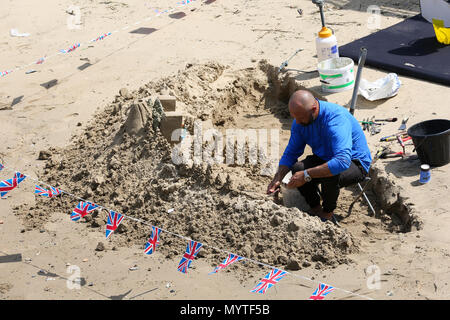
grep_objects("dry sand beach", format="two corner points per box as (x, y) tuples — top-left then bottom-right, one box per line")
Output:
(0, 0), (449, 302)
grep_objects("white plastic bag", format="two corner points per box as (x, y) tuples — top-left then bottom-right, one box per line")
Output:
(358, 73), (401, 101)
(10, 29), (30, 37)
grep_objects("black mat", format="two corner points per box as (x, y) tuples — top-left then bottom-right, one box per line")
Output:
(339, 14), (450, 86)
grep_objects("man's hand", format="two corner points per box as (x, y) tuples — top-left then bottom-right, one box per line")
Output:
(267, 178), (281, 195)
(287, 171), (306, 188)
(267, 165), (290, 197)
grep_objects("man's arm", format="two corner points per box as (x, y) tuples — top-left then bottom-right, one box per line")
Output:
(268, 121), (305, 194)
(286, 162), (332, 188)
(287, 116), (352, 188)
(325, 116), (353, 175)
(305, 162), (333, 178)
(278, 121), (306, 169)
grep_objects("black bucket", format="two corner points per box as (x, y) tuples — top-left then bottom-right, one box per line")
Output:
(407, 119), (450, 167)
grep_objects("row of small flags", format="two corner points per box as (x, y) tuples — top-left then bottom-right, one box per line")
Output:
(59, 43), (81, 54)
(0, 167), (335, 299)
(1, 70), (12, 77)
(1, 0), (197, 78)
(59, 32), (112, 55)
(91, 32), (112, 42)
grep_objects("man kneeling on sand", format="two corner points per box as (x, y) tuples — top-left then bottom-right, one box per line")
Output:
(267, 90), (372, 223)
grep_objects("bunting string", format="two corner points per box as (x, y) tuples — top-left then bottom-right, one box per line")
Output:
(0, 162), (374, 300)
(0, 0), (198, 78)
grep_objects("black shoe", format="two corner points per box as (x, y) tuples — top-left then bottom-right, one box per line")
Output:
(320, 214), (340, 226)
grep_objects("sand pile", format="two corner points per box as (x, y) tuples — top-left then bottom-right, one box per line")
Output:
(138, 60), (320, 127)
(13, 61), (361, 271)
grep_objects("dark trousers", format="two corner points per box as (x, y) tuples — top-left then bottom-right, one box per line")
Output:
(291, 155), (368, 213)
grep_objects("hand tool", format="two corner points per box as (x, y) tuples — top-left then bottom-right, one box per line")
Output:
(379, 131), (408, 142)
(359, 120), (385, 126)
(381, 135), (409, 142)
(397, 135), (406, 154)
(379, 151), (405, 159)
(374, 117), (397, 122)
(370, 116), (380, 135)
(402, 136), (412, 142)
(382, 136), (398, 142)
(278, 48), (304, 72)
(374, 146), (388, 159)
(371, 126), (381, 135)
(267, 188), (280, 197)
(398, 117), (409, 130)
(370, 122), (381, 135)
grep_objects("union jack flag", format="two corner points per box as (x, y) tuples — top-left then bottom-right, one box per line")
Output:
(48, 186), (62, 198)
(144, 226), (161, 255)
(15, 172), (26, 184)
(0, 172), (26, 198)
(209, 253), (244, 274)
(0, 163), (4, 171)
(0, 179), (15, 198)
(106, 210), (124, 239)
(71, 201), (99, 222)
(35, 185), (50, 197)
(177, 240), (202, 273)
(36, 57), (45, 64)
(250, 268), (287, 294)
(309, 283), (335, 300)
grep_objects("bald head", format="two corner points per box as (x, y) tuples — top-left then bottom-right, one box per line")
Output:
(288, 90), (319, 126)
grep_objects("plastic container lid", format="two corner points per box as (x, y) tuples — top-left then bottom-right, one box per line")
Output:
(318, 26), (333, 38)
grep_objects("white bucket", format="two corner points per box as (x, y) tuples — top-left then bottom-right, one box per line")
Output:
(317, 57), (355, 93)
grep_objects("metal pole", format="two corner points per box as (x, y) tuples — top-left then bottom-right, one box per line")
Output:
(358, 182), (376, 216)
(319, 4), (325, 27)
(349, 47), (367, 116)
(312, 0), (326, 27)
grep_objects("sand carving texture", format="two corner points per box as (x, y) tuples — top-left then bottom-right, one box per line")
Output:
(15, 62), (361, 271)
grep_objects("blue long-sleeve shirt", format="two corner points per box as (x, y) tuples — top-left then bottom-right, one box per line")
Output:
(279, 100), (372, 175)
